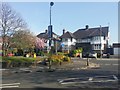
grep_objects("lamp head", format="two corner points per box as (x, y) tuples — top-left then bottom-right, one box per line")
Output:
(50, 2), (54, 6)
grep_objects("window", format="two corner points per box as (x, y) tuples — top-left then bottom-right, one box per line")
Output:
(94, 44), (100, 50)
(71, 38), (72, 42)
(104, 36), (106, 40)
(63, 38), (68, 42)
(94, 44), (96, 50)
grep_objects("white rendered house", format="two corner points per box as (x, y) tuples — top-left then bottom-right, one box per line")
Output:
(60, 25), (109, 54)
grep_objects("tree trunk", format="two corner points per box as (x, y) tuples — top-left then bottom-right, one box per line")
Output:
(87, 58), (89, 66)
(48, 60), (52, 69)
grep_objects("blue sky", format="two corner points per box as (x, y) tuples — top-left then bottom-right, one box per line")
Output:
(8, 2), (118, 45)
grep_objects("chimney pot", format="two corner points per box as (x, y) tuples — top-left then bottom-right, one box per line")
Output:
(85, 25), (89, 29)
(63, 29), (65, 34)
(45, 30), (48, 34)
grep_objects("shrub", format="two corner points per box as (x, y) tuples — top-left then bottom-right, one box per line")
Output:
(37, 51), (44, 56)
(48, 54), (70, 63)
(68, 48), (83, 57)
(63, 56), (71, 62)
(2, 56), (36, 63)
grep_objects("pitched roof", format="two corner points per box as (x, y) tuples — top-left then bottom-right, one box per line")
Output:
(37, 32), (60, 40)
(73, 26), (109, 39)
(60, 31), (76, 38)
(37, 33), (48, 39)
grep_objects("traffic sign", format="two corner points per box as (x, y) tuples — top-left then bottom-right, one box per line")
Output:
(61, 43), (65, 47)
(48, 25), (52, 38)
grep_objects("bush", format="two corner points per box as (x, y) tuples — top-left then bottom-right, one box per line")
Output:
(57, 52), (64, 55)
(68, 48), (83, 57)
(63, 56), (71, 62)
(37, 51), (44, 56)
(2, 56), (36, 63)
(48, 54), (71, 63)
(2, 56), (41, 68)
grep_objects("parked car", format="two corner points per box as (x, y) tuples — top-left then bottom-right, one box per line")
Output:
(89, 52), (97, 58)
(82, 52), (88, 58)
(82, 52), (97, 58)
(102, 53), (110, 58)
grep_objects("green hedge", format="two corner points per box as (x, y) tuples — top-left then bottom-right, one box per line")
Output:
(2, 56), (36, 63)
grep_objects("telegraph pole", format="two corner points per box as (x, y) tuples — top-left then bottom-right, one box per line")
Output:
(100, 25), (102, 58)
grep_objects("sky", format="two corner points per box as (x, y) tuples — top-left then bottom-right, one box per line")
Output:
(8, 2), (118, 45)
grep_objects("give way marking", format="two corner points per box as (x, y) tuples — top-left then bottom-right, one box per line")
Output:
(0, 83), (20, 88)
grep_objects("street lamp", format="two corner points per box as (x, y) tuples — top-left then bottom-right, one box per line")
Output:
(50, 2), (54, 25)
(48, 2), (54, 53)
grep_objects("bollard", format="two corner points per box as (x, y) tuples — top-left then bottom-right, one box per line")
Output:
(87, 58), (89, 66)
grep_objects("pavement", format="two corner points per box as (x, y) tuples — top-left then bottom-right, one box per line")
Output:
(71, 57), (119, 60)
(96, 58), (119, 60)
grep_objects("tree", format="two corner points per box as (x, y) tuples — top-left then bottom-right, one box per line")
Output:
(10, 29), (36, 50)
(0, 3), (27, 56)
(35, 37), (45, 49)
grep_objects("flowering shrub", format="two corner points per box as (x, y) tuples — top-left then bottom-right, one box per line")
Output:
(69, 48), (83, 57)
(49, 54), (70, 63)
(63, 56), (71, 62)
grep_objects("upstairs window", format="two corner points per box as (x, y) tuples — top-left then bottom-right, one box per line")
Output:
(104, 36), (106, 40)
(64, 38), (68, 42)
(71, 38), (72, 42)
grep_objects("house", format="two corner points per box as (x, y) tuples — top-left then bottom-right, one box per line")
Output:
(37, 30), (60, 53)
(0, 37), (2, 49)
(0, 37), (2, 56)
(60, 25), (109, 54)
(60, 29), (76, 53)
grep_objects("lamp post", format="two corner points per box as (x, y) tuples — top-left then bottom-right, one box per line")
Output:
(48, 2), (54, 69)
(48, 2), (54, 53)
(50, 2), (54, 25)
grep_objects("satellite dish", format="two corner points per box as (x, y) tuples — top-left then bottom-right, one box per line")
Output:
(50, 2), (54, 6)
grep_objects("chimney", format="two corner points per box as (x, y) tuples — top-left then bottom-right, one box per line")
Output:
(45, 30), (48, 34)
(85, 25), (89, 29)
(63, 29), (65, 34)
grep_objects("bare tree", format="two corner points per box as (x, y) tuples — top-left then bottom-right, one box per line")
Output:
(0, 3), (27, 56)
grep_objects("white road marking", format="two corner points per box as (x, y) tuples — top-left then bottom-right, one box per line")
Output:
(105, 64), (110, 65)
(113, 64), (118, 66)
(59, 75), (118, 85)
(99, 64), (118, 66)
(1, 83), (20, 86)
(0, 85), (19, 88)
(0, 83), (20, 88)
(0, 69), (9, 71)
(113, 75), (118, 80)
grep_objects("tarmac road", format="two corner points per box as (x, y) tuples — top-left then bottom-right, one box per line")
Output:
(1, 58), (119, 89)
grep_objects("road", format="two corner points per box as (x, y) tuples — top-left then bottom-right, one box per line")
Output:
(1, 58), (119, 89)
(88, 58), (119, 71)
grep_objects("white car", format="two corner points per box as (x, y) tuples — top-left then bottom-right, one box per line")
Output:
(89, 52), (97, 58)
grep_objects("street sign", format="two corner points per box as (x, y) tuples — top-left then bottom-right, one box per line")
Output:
(48, 25), (52, 38)
(61, 43), (65, 47)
